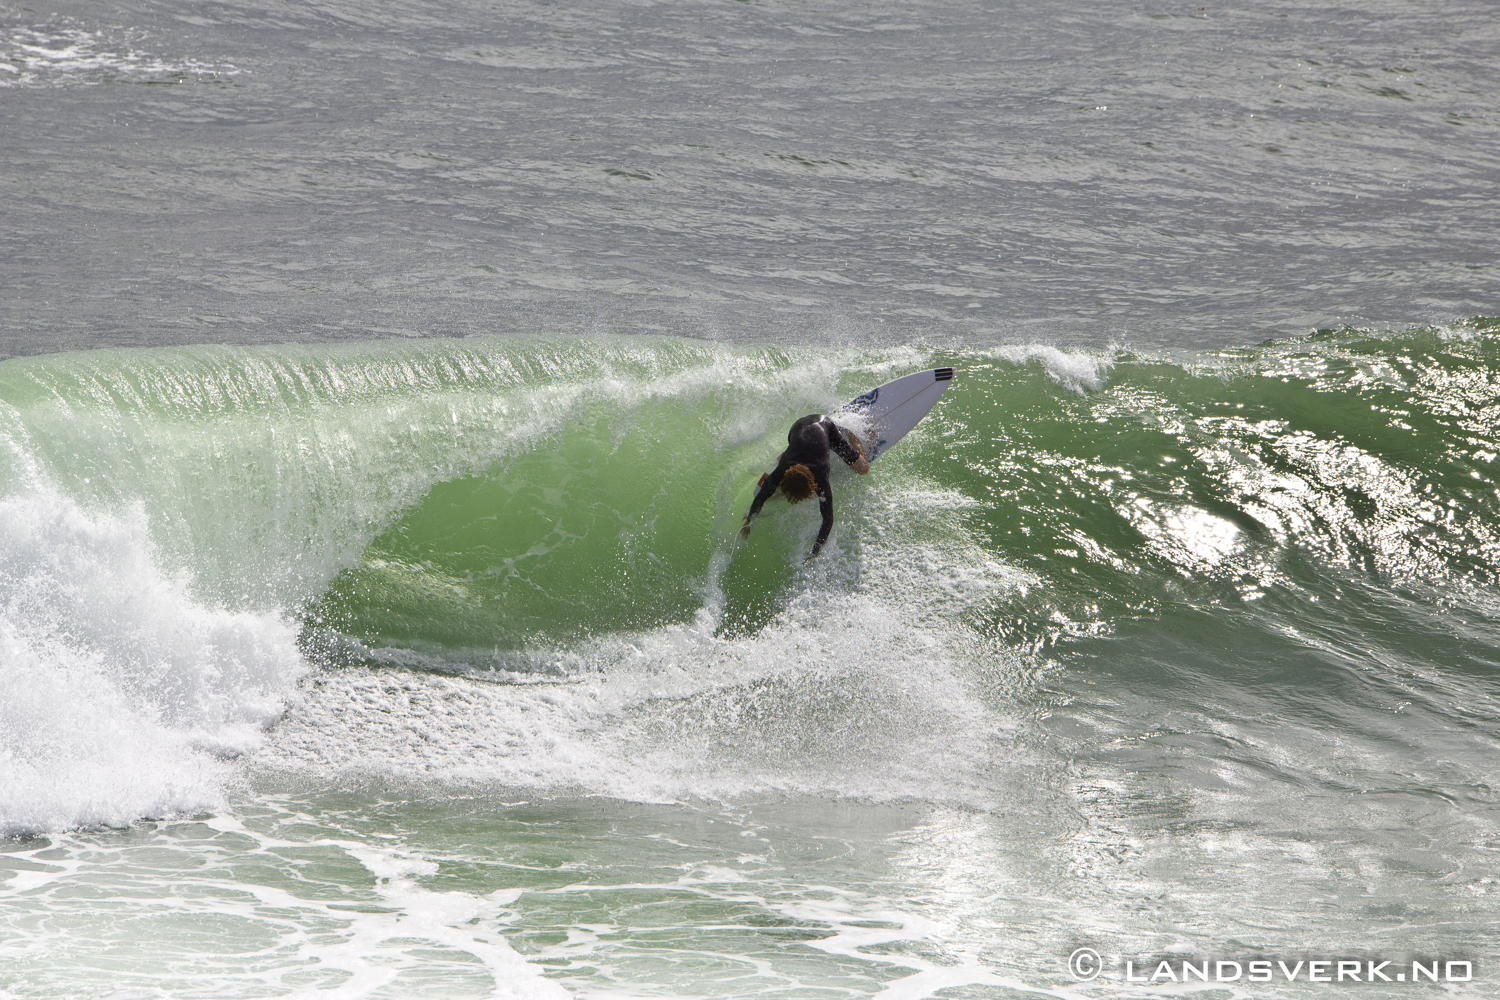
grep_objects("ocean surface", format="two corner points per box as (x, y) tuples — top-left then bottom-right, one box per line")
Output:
(2, 2), (1499, 999)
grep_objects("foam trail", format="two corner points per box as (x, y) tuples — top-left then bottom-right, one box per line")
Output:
(259, 484), (1034, 811)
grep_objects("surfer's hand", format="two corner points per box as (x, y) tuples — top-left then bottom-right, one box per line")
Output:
(849, 437), (870, 475)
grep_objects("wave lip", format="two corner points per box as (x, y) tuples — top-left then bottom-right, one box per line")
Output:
(989, 344), (1113, 393)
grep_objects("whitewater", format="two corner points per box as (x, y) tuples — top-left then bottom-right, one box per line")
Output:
(4, 1), (1500, 998)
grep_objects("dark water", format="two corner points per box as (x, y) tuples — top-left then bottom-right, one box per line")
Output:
(4, 0), (1499, 358)
(2, 2), (1499, 998)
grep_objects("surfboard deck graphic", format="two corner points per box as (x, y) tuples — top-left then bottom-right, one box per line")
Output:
(835, 367), (954, 461)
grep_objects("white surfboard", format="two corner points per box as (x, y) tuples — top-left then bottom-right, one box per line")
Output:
(834, 367), (954, 461)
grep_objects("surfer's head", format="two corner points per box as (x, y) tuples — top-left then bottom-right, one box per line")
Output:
(780, 464), (817, 503)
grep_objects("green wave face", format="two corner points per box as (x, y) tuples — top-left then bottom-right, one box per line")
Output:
(5, 322), (1500, 680)
(291, 320), (1500, 685)
(303, 390), (801, 654)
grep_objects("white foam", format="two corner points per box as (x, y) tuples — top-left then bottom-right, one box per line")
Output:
(0, 24), (240, 88)
(990, 345), (1113, 393)
(0, 488), (305, 834)
(0, 813), (569, 1000)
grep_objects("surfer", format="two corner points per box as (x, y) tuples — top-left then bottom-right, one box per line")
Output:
(740, 414), (869, 558)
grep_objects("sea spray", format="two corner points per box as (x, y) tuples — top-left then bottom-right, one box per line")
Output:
(0, 488), (303, 834)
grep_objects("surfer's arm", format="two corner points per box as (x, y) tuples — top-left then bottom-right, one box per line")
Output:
(810, 474), (834, 557)
(742, 461), (786, 535)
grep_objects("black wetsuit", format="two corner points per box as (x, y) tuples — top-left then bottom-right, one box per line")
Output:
(745, 414), (862, 556)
